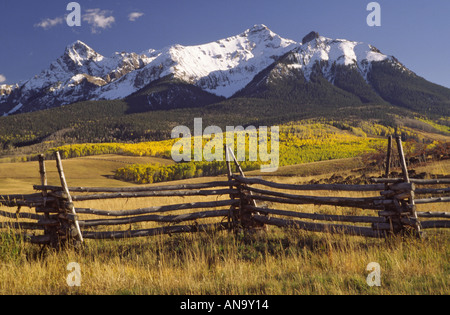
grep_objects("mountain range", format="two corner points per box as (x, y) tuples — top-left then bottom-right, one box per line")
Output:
(1, 24), (449, 118)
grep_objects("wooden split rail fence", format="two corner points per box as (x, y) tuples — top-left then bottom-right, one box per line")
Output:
(0, 137), (449, 248)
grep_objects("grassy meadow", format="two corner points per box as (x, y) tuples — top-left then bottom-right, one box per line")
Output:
(0, 153), (449, 295)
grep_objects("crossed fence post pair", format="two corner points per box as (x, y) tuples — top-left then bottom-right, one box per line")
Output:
(38, 152), (83, 247)
(224, 145), (265, 232)
(383, 135), (422, 237)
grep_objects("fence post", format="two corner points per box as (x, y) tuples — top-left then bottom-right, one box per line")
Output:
(38, 154), (48, 211)
(38, 154), (54, 246)
(226, 146), (265, 231)
(55, 152), (84, 246)
(396, 136), (410, 183)
(395, 136), (422, 237)
(378, 136), (399, 235)
(384, 135), (392, 179)
(225, 145), (238, 231)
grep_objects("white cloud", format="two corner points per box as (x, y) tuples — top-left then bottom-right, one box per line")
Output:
(34, 17), (64, 30)
(0, 74), (6, 83)
(82, 9), (115, 33)
(128, 12), (144, 22)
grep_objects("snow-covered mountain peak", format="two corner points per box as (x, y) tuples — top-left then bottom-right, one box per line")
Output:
(240, 24), (297, 47)
(64, 40), (103, 66)
(243, 24), (271, 35)
(280, 34), (391, 82)
(298, 34), (389, 64)
(66, 40), (94, 51)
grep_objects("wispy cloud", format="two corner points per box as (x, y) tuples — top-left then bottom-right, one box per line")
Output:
(83, 9), (115, 33)
(128, 12), (144, 22)
(34, 8), (116, 34)
(0, 75), (6, 83)
(34, 17), (64, 30)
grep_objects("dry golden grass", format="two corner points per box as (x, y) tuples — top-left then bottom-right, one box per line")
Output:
(1, 227), (448, 295)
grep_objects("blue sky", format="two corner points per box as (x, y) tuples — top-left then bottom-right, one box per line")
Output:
(0, 0), (449, 88)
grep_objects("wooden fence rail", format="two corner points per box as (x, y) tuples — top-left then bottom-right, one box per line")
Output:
(0, 136), (449, 248)
(33, 180), (236, 193)
(251, 215), (385, 238)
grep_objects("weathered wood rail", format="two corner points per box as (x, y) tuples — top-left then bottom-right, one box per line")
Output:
(0, 136), (449, 248)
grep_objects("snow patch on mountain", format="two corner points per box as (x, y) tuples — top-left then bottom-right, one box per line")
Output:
(0, 84), (18, 97)
(286, 36), (390, 82)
